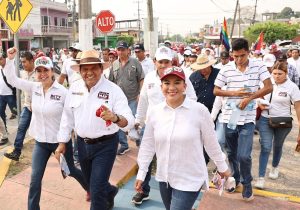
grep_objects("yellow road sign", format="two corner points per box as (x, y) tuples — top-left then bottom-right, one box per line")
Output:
(0, 0), (33, 33)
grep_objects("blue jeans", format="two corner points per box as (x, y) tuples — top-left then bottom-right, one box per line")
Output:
(224, 122), (255, 186)
(216, 118), (226, 151)
(0, 95), (17, 130)
(28, 140), (88, 210)
(159, 182), (200, 210)
(257, 116), (292, 177)
(118, 99), (137, 149)
(77, 134), (118, 210)
(14, 107), (32, 153)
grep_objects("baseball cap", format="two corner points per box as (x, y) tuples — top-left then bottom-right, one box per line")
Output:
(160, 66), (185, 81)
(220, 51), (229, 58)
(34, 56), (53, 70)
(155, 46), (172, 61)
(263, 53), (276, 67)
(116, 41), (129, 49)
(108, 50), (118, 57)
(254, 50), (261, 54)
(277, 54), (287, 61)
(164, 40), (171, 45)
(134, 43), (145, 51)
(183, 50), (192, 56)
(69, 42), (82, 51)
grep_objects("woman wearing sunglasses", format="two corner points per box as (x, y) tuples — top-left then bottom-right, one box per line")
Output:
(135, 66), (230, 210)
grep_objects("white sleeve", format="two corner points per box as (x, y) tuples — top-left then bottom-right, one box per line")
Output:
(136, 113), (156, 181)
(200, 106), (228, 173)
(211, 96), (222, 121)
(61, 59), (68, 75)
(135, 80), (148, 126)
(112, 86), (135, 131)
(57, 90), (74, 143)
(185, 78), (197, 101)
(3, 59), (34, 93)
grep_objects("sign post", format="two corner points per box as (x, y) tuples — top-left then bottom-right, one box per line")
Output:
(0, 0), (33, 119)
(96, 10), (116, 48)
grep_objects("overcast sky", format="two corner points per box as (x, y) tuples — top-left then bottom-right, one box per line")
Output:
(61, 0), (300, 36)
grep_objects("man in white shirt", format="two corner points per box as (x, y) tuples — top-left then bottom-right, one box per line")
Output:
(134, 43), (155, 76)
(58, 43), (82, 86)
(214, 38), (273, 201)
(287, 48), (300, 77)
(214, 51), (231, 70)
(4, 52), (35, 161)
(56, 50), (134, 210)
(132, 46), (197, 205)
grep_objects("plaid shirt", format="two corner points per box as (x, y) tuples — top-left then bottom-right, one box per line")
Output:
(287, 63), (299, 87)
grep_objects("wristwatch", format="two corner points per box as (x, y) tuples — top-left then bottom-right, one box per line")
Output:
(113, 114), (120, 123)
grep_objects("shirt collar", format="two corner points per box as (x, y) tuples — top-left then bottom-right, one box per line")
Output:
(162, 96), (191, 110)
(88, 75), (105, 92)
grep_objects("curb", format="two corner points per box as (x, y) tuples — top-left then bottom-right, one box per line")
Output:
(0, 137), (33, 187)
(117, 164), (138, 188)
(209, 182), (300, 203)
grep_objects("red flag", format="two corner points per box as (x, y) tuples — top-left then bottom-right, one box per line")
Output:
(254, 32), (264, 50)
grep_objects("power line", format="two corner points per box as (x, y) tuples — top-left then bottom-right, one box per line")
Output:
(210, 0), (232, 12)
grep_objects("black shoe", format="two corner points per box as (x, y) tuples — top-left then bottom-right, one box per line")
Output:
(131, 192), (150, 205)
(107, 186), (118, 210)
(0, 138), (8, 146)
(4, 150), (21, 161)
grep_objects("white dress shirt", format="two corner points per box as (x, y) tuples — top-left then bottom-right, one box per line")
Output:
(0, 66), (14, 95)
(287, 57), (300, 76)
(140, 57), (155, 75)
(137, 98), (228, 191)
(135, 70), (197, 125)
(4, 59), (67, 143)
(58, 76), (135, 142)
(20, 70), (36, 110)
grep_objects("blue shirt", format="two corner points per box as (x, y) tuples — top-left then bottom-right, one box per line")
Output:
(189, 67), (220, 112)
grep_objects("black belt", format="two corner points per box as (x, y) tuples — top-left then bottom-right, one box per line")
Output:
(79, 133), (117, 144)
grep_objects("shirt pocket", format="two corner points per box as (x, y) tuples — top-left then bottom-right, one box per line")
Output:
(69, 95), (84, 109)
(128, 66), (137, 81)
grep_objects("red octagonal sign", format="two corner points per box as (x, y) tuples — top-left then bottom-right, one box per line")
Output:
(96, 10), (115, 33)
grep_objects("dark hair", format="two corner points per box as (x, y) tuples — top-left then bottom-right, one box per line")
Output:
(102, 48), (110, 53)
(231, 38), (249, 52)
(0, 52), (7, 58)
(291, 48), (300, 53)
(20, 51), (34, 61)
(272, 61), (288, 73)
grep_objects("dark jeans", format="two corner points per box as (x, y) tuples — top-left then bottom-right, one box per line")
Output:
(14, 107), (32, 153)
(28, 140), (88, 210)
(0, 95), (17, 130)
(77, 134), (118, 210)
(142, 161), (153, 195)
(224, 122), (255, 186)
(159, 182), (200, 210)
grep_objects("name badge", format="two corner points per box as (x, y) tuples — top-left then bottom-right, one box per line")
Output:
(50, 94), (61, 100)
(278, 92), (287, 97)
(98, 91), (109, 100)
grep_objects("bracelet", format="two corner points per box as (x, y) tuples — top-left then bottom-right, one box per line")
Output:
(113, 114), (121, 123)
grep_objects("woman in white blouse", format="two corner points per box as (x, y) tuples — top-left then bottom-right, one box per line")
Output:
(255, 61), (300, 190)
(4, 48), (88, 210)
(135, 66), (230, 210)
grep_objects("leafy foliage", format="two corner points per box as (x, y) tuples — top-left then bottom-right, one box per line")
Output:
(116, 35), (134, 47)
(243, 21), (299, 44)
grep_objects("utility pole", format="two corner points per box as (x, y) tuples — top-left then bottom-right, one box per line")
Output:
(238, 2), (241, 37)
(72, 0), (76, 42)
(78, 0), (93, 50)
(137, 0), (141, 43)
(13, 35), (21, 118)
(252, 0), (258, 25)
(230, 0), (239, 41)
(146, 0), (156, 57)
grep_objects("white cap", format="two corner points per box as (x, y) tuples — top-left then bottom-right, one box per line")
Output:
(183, 50), (192, 56)
(263, 53), (276, 67)
(69, 42), (82, 51)
(155, 46), (172, 61)
(34, 56), (53, 70)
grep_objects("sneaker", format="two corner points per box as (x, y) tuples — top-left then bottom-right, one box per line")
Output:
(269, 167), (279, 179)
(4, 150), (21, 161)
(86, 192), (91, 202)
(107, 186), (118, 210)
(242, 184), (254, 202)
(117, 147), (130, 155)
(254, 177), (265, 189)
(131, 192), (150, 205)
(227, 181), (241, 193)
(0, 138), (8, 146)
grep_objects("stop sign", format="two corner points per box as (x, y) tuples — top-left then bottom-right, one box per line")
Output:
(96, 10), (115, 33)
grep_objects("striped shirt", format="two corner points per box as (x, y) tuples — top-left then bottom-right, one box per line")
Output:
(214, 59), (271, 124)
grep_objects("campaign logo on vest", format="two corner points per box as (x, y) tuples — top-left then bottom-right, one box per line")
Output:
(278, 92), (288, 97)
(98, 91), (109, 99)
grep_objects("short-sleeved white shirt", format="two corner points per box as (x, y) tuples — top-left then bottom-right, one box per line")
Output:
(214, 59), (271, 124)
(262, 78), (300, 118)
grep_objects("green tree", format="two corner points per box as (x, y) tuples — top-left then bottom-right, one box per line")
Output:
(277, 7), (294, 19)
(243, 21), (299, 44)
(116, 35), (134, 47)
(170, 34), (184, 42)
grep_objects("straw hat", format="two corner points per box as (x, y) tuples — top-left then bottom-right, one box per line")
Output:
(190, 54), (216, 70)
(79, 50), (102, 66)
